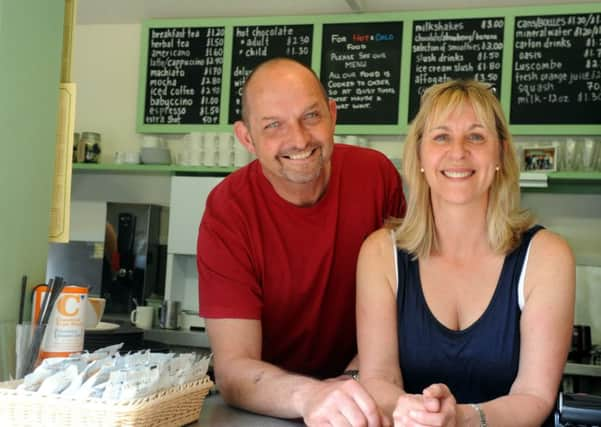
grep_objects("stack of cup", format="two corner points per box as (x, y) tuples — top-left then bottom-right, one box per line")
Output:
(140, 134), (171, 165)
(203, 132), (217, 167)
(217, 133), (234, 167)
(141, 134), (163, 149)
(184, 132), (204, 166)
(592, 138), (601, 171)
(233, 139), (252, 167)
(582, 138), (599, 172)
(114, 151), (140, 164)
(565, 138), (582, 171)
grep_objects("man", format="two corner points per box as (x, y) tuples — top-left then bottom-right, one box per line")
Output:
(197, 58), (405, 426)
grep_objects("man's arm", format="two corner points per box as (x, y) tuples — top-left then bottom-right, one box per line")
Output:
(207, 318), (387, 426)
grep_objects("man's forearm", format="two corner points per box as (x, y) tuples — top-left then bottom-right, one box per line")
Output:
(360, 376), (403, 417)
(215, 357), (323, 419)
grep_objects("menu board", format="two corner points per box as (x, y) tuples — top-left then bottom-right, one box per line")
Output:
(320, 22), (403, 125)
(408, 17), (505, 122)
(511, 13), (601, 124)
(143, 27), (225, 125)
(228, 25), (313, 123)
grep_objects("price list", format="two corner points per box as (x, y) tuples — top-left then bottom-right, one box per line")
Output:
(511, 13), (601, 124)
(408, 17), (504, 122)
(143, 26), (225, 125)
(228, 25), (313, 123)
(320, 22), (403, 125)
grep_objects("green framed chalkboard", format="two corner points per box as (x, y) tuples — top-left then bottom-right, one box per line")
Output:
(136, 3), (601, 135)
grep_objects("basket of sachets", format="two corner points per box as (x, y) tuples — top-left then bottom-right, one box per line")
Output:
(0, 344), (213, 427)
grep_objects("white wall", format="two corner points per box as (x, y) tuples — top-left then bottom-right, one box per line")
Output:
(575, 266), (601, 345)
(522, 192), (601, 345)
(0, 0), (64, 381)
(73, 24), (142, 162)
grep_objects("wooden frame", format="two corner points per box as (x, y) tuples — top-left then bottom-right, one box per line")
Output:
(524, 146), (557, 172)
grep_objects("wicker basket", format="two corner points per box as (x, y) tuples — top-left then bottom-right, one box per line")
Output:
(0, 376), (213, 427)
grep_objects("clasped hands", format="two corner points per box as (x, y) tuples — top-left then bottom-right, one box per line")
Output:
(301, 379), (457, 427)
(393, 384), (458, 427)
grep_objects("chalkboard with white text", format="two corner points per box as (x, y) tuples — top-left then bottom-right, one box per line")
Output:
(510, 13), (601, 124)
(143, 27), (225, 125)
(320, 22), (403, 125)
(137, 4), (601, 134)
(228, 24), (313, 123)
(408, 17), (505, 122)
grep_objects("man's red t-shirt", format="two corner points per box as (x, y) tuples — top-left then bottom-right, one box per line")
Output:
(197, 144), (405, 378)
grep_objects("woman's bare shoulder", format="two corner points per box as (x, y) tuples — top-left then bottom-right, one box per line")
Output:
(530, 228), (574, 261)
(362, 227), (396, 255)
(525, 228), (575, 295)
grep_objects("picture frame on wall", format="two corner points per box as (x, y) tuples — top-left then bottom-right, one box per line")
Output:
(523, 146), (557, 172)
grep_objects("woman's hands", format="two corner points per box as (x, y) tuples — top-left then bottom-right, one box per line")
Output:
(392, 384), (458, 427)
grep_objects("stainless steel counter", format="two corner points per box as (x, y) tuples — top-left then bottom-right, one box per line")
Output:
(192, 394), (304, 427)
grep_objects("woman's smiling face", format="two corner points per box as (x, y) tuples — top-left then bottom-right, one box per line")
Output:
(419, 101), (501, 208)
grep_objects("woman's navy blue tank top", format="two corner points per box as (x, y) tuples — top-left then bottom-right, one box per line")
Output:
(396, 226), (543, 403)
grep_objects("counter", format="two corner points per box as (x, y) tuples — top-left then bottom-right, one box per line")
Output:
(191, 364), (601, 426)
(192, 393), (303, 427)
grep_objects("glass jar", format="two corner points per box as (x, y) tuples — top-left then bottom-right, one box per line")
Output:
(80, 132), (101, 163)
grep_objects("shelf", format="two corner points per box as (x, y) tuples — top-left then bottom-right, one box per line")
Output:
(73, 164), (601, 193)
(521, 171), (601, 194)
(565, 362), (601, 378)
(72, 162), (235, 175)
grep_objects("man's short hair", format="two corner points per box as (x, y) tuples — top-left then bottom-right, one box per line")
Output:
(240, 58), (329, 124)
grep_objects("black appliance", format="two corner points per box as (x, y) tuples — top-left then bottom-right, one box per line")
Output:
(102, 203), (165, 314)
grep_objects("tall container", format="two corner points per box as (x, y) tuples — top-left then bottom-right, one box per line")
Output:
(32, 285), (88, 359)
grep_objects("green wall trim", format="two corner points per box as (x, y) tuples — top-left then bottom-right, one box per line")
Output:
(0, 0), (64, 380)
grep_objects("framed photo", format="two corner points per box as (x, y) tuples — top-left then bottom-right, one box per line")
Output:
(523, 146), (556, 172)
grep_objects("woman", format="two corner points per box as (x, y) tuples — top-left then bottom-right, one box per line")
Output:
(356, 80), (574, 426)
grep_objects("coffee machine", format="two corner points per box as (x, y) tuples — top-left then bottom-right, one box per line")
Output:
(101, 203), (166, 314)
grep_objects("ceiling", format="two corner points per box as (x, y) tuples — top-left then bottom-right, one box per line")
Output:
(77, 0), (599, 24)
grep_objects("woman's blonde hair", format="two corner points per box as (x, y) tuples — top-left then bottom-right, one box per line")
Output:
(392, 79), (534, 258)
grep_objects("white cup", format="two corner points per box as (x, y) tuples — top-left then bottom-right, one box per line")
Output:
(217, 133), (233, 167)
(130, 306), (154, 330)
(203, 132), (217, 166)
(84, 297), (106, 329)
